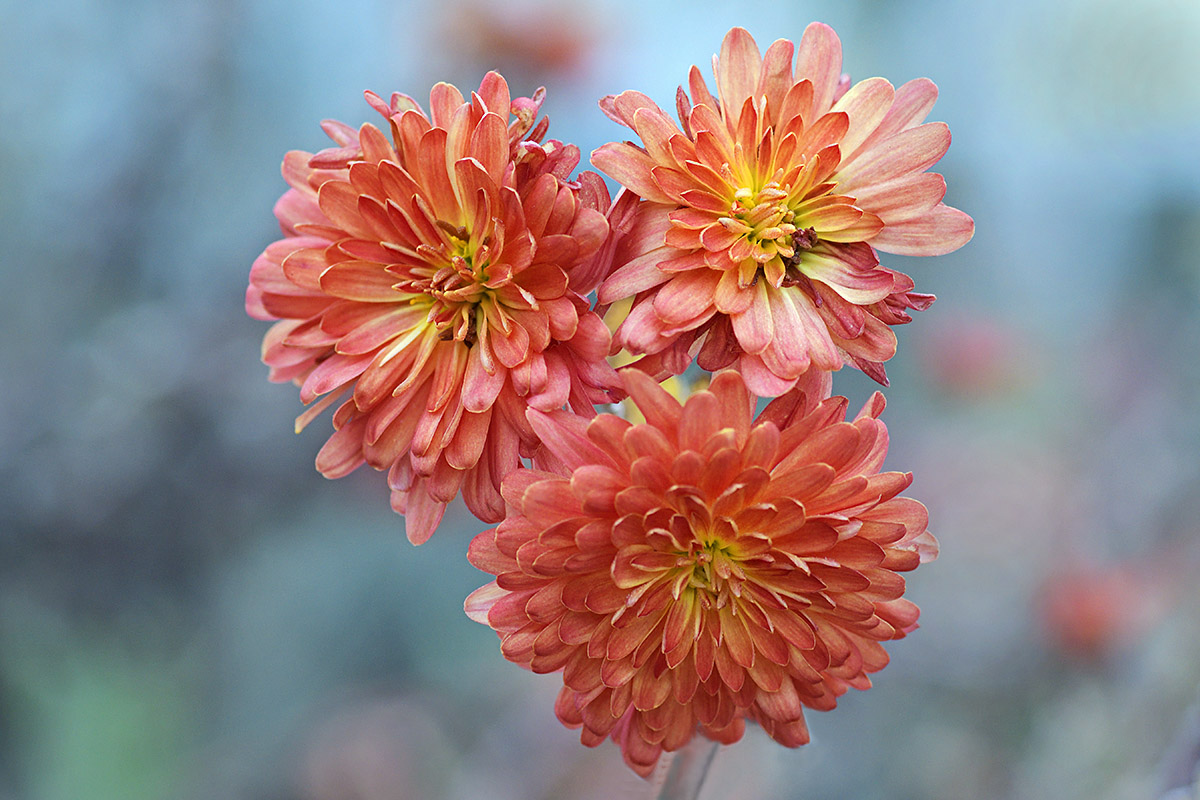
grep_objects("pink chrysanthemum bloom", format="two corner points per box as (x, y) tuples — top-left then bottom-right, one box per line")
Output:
(593, 24), (974, 394)
(465, 369), (937, 776)
(246, 73), (619, 543)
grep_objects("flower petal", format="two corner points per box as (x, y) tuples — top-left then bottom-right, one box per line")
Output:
(730, 279), (773, 354)
(715, 28), (762, 116)
(794, 22), (843, 118)
(591, 143), (674, 204)
(868, 203), (974, 256)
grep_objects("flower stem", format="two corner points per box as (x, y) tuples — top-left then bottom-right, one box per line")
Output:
(656, 738), (720, 800)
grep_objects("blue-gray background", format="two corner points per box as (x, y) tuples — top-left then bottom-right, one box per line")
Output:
(3, 0), (1200, 798)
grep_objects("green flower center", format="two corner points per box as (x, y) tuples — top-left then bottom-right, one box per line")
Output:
(681, 537), (747, 609)
(425, 220), (492, 346)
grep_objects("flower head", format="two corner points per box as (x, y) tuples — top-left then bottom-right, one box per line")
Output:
(465, 369), (937, 776)
(593, 24), (973, 394)
(246, 73), (620, 543)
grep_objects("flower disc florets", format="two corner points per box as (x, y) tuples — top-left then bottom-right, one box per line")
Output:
(465, 370), (937, 776)
(246, 73), (621, 543)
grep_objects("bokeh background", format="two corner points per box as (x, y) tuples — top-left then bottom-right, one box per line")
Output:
(4, 0), (1200, 798)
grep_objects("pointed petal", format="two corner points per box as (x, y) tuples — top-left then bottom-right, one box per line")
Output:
(599, 248), (673, 304)
(851, 172), (947, 223)
(730, 279), (773, 354)
(652, 268), (721, 325)
(464, 581), (506, 624)
(591, 143), (674, 204)
(318, 261), (401, 301)
(831, 77), (895, 162)
(869, 203), (974, 256)
(794, 22), (843, 118)
(716, 28), (762, 114)
(837, 122), (951, 191)
(758, 38), (796, 122)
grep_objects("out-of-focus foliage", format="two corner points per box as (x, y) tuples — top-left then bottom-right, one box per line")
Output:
(2, 0), (1199, 798)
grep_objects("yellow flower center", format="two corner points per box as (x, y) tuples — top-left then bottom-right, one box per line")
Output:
(423, 221), (493, 346)
(720, 180), (798, 263)
(677, 536), (748, 610)
(712, 169), (825, 289)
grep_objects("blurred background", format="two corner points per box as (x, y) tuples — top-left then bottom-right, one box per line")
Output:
(3, 0), (1200, 797)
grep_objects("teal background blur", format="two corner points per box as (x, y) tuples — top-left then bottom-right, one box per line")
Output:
(3, 0), (1200, 798)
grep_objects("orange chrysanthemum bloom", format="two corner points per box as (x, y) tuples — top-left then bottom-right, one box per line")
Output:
(593, 24), (974, 394)
(246, 73), (620, 543)
(465, 370), (937, 776)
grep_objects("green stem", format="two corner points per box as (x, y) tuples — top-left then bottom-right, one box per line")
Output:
(656, 738), (720, 800)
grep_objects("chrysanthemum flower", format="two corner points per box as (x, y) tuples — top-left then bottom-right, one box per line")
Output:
(246, 73), (619, 543)
(465, 369), (937, 776)
(593, 23), (974, 394)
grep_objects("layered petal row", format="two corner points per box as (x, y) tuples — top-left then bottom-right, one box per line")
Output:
(246, 73), (621, 543)
(593, 23), (973, 393)
(466, 370), (937, 775)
